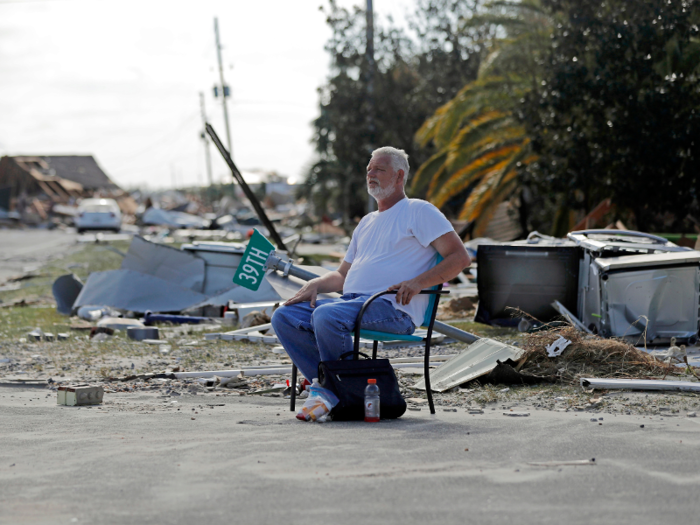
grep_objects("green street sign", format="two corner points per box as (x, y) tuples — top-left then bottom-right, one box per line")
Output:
(232, 229), (275, 291)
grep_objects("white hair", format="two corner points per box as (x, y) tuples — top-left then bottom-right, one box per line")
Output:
(371, 146), (410, 184)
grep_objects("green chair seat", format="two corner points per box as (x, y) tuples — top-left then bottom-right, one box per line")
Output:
(359, 329), (424, 342)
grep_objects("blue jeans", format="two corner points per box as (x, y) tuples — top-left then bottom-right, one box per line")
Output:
(271, 293), (415, 381)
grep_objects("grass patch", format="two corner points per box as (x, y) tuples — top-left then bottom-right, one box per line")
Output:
(447, 320), (524, 342)
(0, 239), (130, 346)
(0, 306), (72, 341)
(0, 240), (130, 306)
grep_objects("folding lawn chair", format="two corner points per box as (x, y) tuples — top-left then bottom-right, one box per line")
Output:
(289, 255), (449, 415)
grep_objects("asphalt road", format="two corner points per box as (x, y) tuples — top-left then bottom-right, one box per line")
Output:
(2, 387), (699, 525)
(0, 228), (78, 282)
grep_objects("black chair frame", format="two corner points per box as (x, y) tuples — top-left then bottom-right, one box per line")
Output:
(289, 287), (448, 415)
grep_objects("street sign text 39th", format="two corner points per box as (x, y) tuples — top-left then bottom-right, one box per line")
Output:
(232, 229), (275, 291)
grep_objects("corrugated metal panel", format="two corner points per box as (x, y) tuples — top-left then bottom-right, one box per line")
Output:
(413, 339), (523, 391)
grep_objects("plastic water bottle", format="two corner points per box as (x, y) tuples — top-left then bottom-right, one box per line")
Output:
(364, 379), (380, 422)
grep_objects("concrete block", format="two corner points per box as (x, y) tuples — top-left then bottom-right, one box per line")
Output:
(57, 385), (104, 406)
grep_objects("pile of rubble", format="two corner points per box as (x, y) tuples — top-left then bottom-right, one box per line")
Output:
(520, 326), (678, 383)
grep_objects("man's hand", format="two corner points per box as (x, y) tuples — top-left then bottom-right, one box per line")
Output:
(282, 261), (350, 308)
(388, 278), (423, 306)
(284, 279), (321, 307)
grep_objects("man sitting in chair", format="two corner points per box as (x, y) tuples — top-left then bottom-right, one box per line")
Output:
(271, 146), (471, 384)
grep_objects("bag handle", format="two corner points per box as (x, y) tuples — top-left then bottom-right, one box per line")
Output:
(339, 351), (370, 361)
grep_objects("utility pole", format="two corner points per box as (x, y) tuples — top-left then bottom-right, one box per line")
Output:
(365, 0), (376, 213)
(214, 17), (233, 159)
(199, 92), (214, 187)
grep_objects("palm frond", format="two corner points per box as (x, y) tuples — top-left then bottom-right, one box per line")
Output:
(413, 0), (553, 230)
(431, 151), (517, 208)
(410, 149), (447, 196)
(462, 152), (537, 222)
(445, 120), (524, 174)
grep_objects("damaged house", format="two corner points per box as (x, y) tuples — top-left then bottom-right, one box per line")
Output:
(0, 155), (124, 222)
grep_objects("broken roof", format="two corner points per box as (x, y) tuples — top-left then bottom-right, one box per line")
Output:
(12, 155), (120, 191)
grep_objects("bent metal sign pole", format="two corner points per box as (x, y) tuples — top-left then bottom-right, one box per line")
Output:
(234, 230), (479, 344)
(205, 122), (288, 251)
(233, 229), (319, 291)
(232, 229), (275, 291)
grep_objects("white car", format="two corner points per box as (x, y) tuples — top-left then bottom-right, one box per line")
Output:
(75, 198), (122, 233)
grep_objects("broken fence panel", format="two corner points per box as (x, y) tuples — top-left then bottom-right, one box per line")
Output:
(580, 377), (700, 392)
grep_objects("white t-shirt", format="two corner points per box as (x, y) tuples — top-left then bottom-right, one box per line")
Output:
(343, 198), (454, 326)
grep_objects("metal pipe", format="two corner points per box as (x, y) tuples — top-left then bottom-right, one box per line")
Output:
(581, 378), (700, 392)
(266, 253), (325, 282)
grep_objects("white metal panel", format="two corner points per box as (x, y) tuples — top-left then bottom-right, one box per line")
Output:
(581, 377), (700, 392)
(413, 339), (523, 392)
(601, 265), (699, 342)
(594, 251), (700, 272)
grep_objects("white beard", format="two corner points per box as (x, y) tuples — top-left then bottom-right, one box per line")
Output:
(367, 181), (395, 201)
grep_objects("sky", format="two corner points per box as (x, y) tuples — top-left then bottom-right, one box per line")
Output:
(0, 0), (414, 190)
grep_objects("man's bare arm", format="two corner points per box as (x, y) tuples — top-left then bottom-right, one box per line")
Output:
(388, 231), (471, 306)
(283, 260), (352, 307)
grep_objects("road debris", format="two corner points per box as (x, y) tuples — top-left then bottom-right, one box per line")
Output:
(521, 325), (676, 384)
(96, 317), (145, 331)
(57, 384), (104, 406)
(413, 339), (523, 392)
(580, 378), (700, 393)
(126, 327), (160, 341)
(569, 230), (700, 344)
(546, 335), (572, 357)
(27, 328), (44, 341)
(527, 459), (595, 467)
(551, 301), (592, 334)
(52, 274), (83, 315)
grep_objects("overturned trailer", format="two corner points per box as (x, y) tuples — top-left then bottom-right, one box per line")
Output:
(476, 230), (700, 345)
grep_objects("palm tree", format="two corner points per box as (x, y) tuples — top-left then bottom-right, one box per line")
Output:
(411, 0), (553, 236)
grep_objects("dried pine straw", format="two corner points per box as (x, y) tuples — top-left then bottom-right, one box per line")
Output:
(520, 325), (679, 384)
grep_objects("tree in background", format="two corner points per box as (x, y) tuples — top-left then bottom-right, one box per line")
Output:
(299, 0), (490, 225)
(523, 0), (700, 233)
(411, 1), (553, 236)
